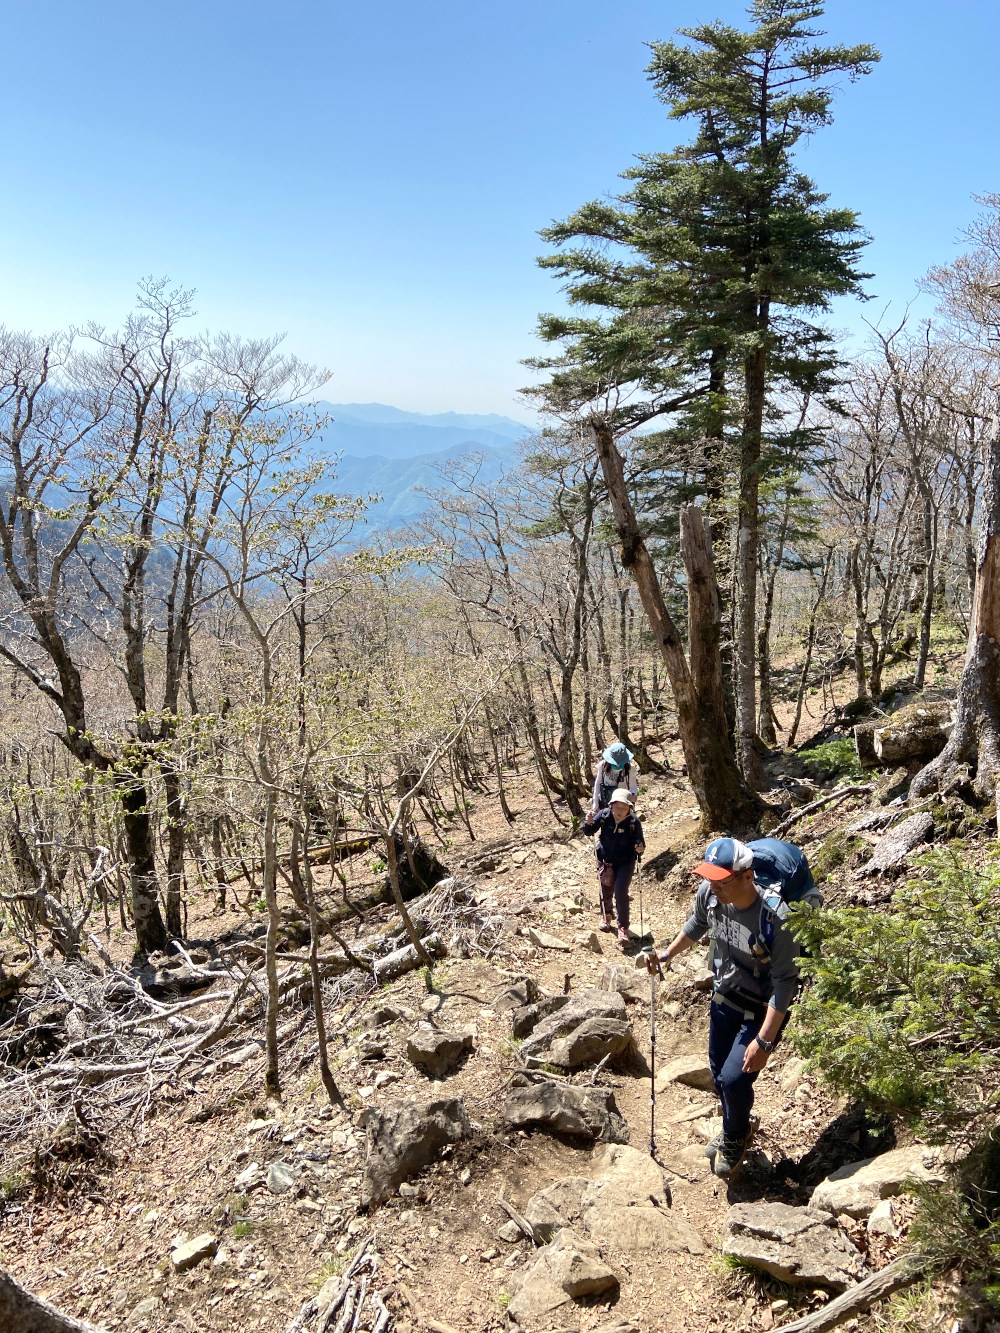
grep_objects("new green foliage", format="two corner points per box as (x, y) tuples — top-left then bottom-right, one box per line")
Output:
(797, 738), (863, 781)
(789, 849), (1000, 1139)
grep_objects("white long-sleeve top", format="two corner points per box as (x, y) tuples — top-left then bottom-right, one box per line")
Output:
(592, 760), (639, 812)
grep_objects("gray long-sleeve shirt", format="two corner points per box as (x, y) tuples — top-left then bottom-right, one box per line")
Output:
(682, 880), (800, 1013)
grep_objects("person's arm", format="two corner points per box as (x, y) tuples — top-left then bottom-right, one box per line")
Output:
(743, 918), (799, 1072)
(645, 928), (697, 971)
(742, 1005), (786, 1073)
(591, 764), (604, 814)
(644, 886), (708, 971)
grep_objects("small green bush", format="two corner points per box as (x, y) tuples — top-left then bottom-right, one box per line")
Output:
(789, 849), (1000, 1139)
(797, 738), (863, 782)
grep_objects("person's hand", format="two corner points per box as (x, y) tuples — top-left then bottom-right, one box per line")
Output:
(635, 843), (645, 857)
(639, 948), (669, 974)
(742, 1040), (771, 1074)
(584, 810), (595, 826)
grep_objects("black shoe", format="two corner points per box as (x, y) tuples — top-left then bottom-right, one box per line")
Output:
(713, 1133), (749, 1178)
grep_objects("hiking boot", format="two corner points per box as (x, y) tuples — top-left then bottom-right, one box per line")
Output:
(703, 1130), (724, 1161)
(712, 1132), (749, 1179)
(598, 917), (615, 933)
(617, 926), (631, 942)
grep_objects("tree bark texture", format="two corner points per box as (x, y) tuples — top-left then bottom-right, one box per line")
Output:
(734, 339), (767, 788)
(590, 417), (763, 832)
(119, 778), (168, 955)
(0, 1266), (108, 1333)
(913, 425), (1000, 804)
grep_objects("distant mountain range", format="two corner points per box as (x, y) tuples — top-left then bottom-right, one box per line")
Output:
(312, 402), (528, 460)
(304, 402), (529, 530)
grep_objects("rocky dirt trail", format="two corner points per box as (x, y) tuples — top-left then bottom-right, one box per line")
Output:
(0, 767), (951, 1333)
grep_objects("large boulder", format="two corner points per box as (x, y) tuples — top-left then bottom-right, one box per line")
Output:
(810, 1145), (949, 1219)
(511, 994), (571, 1039)
(503, 1082), (629, 1144)
(521, 1144), (705, 1257)
(405, 1028), (475, 1079)
(872, 701), (954, 766)
(520, 990), (632, 1069)
(507, 1228), (618, 1329)
(546, 1017), (633, 1070)
(598, 963), (649, 1004)
(723, 1203), (864, 1291)
(360, 1097), (469, 1206)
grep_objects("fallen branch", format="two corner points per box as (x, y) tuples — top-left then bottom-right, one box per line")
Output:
(497, 1195), (542, 1245)
(778, 1256), (928, 1333)
(774, 785), (874, 839)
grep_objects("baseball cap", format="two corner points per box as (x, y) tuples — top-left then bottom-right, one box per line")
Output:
(693, 837), (754, 881)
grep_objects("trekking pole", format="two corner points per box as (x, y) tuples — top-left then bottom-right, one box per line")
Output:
(637, 854), (644, 942)
(639, 945), (665, 1159)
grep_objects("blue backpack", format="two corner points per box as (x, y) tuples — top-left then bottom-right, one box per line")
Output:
(747, 838), (820, 954)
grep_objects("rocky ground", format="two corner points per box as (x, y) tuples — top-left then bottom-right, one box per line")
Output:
(1, 674), (994, 1333)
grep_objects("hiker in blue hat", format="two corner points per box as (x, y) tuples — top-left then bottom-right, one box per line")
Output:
(643, 835), (813, 1180)
(592, 741), (639, 815)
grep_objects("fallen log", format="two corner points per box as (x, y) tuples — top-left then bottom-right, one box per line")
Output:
(778, 1256), (928, 1333)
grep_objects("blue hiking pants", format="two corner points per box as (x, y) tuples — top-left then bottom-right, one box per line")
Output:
(708, 999), (765, 1140)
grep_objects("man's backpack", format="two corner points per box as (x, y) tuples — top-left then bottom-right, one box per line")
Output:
(746, 838), (819, 955)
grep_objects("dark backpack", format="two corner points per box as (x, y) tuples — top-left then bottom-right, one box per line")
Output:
(746, 838), (819, 954)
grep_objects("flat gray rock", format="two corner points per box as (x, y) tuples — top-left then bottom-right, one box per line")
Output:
(267, 1161), (297, 1195)
(598, 963), (649, 1004)
(503, 1082), (629, 1144)
(810, 1144), (949, 1218)
(170, 1232), (218, 1270)
(655, 1054), (715, 1093)
(522, 1144), (705, 1257)
(493, 977), (539, 1012)
(723, 1203), (863, 1291)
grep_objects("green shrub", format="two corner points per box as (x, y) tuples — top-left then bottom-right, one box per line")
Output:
(788, 849), (1000, 1139)
(797, 738), (863, 782)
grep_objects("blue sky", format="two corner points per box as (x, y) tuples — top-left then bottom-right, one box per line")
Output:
(1, 0), (997, 416)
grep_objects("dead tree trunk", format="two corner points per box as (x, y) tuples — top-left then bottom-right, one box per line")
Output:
(913, 424), (1000, 805)
(591, 417), (765, 832)
(0, 1267), (108, 1333)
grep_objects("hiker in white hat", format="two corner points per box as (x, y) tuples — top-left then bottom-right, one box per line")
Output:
(583, 787), (645, 942)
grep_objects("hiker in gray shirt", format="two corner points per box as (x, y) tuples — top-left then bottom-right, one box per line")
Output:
(644, 836), (802, 1179)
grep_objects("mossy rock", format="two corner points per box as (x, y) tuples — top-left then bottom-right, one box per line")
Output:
(811, 829), (869, 884)
(872, 701), (953, 766)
